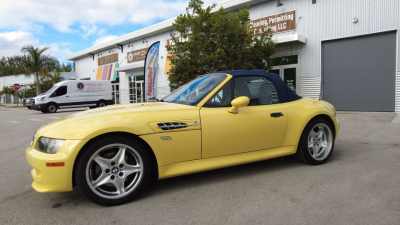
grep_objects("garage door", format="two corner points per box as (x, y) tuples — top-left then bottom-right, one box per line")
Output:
(322, 31), (396, 111)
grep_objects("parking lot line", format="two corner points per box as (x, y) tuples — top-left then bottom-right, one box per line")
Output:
(48, 117), (60, 119)
(29, 119), (43, 121)
(7, 121), (21, 123)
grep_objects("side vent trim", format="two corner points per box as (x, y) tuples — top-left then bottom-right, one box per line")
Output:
(149, 120), (201, 133)
(157, 122), (188, 130)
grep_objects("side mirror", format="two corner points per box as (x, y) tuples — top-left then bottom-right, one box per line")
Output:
(229, 96), (250, 114)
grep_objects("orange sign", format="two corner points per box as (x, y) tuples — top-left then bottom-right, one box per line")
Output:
(166, 36), (188, 47)
(249, 10), (296, 35)
(127, 48), (148, 63)
(98, 53), (118, 66)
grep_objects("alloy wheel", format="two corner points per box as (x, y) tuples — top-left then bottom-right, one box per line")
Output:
(307, 123), (333, 161)
(85, 143), (143, 199)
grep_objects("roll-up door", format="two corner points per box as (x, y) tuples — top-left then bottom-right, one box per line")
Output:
(322, 31), (396, 111)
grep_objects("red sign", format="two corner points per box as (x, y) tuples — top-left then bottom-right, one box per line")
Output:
(13, 83), (21, 90)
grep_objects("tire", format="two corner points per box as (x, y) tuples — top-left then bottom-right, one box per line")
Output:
(75, 136), (151, 206)
(296, 118), (335, 165)
(27, 106), (32, 109)
(41, 109), (47, 113)
(46, 103), (57, 113)
(97, 101), (106, 107)
(89, 106), (96, 109)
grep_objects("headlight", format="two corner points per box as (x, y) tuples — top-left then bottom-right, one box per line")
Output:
(38, 96), (45, 101)
(31, 131), (37, 146)
(35, 137), (65, 154)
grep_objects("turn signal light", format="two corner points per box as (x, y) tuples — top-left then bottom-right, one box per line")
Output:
(46, 162), (65, 167)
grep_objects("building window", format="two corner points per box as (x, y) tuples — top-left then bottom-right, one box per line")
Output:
(272, 55), (298, 66)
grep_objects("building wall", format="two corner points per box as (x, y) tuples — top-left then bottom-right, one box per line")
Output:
(249, 0), (399, 109)
(0, 75), (35, 103)
(250, 0), (400, 75)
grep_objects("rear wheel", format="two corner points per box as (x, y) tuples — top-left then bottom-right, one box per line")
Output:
(97, 101), (106, 107)
(46, 103), (57, 113)
(76, 136), (151, 206)
(296, 118), (334, 165)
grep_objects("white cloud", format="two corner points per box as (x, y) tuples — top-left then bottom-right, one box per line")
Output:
(0, 0), (220, 35)
(44, 43), (73, 63)
(93, 35), (120, 46)
(0, 31), (39, 57)
(80, 25), (102, 39)
(0, 31), (72, 62)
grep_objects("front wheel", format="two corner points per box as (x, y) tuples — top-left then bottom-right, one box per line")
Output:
(296, 118), (335, 165)
(46, 103), (57, 113)
(75, 136), (151, 206)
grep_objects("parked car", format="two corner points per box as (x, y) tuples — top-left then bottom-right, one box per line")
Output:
(32, 80), (114, 113)
(23, 98), (34, 109)
(26, 70), (340, 206)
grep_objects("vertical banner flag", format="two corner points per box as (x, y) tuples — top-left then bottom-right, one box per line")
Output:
(144, 41), (160, 100)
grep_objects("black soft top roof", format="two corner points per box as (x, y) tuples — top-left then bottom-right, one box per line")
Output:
(211, 70), (302, 103)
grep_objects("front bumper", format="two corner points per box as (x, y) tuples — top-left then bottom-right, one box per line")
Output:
(333, 116), (340, 139)
(32, 103), (46, 111)
(26, 139), (85, 192)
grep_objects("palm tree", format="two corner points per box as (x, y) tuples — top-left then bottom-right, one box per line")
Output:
(49, 71), (65, 85)
(2, 86), (15, 103)
(17, 89), (26, 106)
(13, 45), (59, 95)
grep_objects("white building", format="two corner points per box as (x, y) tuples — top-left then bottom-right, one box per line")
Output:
(67, 0), (400, 112)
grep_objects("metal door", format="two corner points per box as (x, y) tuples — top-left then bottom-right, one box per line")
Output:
(270, 65), (298, 94)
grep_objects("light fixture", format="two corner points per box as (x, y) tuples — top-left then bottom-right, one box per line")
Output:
(170, 31), (175, 36)
(142, 39), (148, 44)
(88, 53), (94, 60)
(353, 17), (358, 23)
(277, 0), (283, 7)
(117, 44), (123, 53)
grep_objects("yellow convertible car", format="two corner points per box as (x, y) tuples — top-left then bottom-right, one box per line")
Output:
(26, 70), (339, 206)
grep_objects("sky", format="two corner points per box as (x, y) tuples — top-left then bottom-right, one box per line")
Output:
(0, 0), (219, 64)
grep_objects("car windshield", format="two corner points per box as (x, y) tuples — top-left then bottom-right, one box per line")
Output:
(163, 74), (227, 106)
(43, 85), (59, 95)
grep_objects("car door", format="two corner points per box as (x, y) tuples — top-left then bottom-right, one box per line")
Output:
(200, 76), (288, 158)
(49, 85), (68, 106)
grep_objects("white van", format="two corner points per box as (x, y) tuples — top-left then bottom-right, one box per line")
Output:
(33, 80), (115, 113)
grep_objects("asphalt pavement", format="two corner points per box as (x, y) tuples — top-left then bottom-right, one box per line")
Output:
(0, 106), (399, 225)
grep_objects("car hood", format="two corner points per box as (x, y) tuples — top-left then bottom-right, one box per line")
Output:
(36, 102), (200, 139)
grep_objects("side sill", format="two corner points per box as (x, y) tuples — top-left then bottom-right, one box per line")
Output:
(158, 146), (297, 179)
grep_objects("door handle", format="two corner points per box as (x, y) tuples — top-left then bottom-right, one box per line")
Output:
(271, 112), (284, 117)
